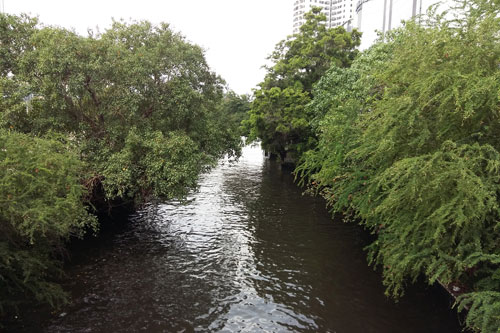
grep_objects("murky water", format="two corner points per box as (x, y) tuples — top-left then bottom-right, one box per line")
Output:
(31, 143), (460, 332)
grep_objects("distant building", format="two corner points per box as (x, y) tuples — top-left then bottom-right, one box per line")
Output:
(355, 0), (449, 49)
(293, 0), (450, 49)
(293, 0), (357, 34)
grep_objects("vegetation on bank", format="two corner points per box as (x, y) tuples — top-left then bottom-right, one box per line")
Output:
(0, 14), (243, 316)
(249, 1), (500, 331)
(245, 7), (361, 162)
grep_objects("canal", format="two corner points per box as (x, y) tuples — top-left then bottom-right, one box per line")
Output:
(33, 143), (460, 332)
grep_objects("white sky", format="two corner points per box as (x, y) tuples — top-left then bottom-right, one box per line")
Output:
(3, 0), (293, 95)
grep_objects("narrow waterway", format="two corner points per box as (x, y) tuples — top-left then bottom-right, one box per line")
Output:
(36, 143), (460, 332)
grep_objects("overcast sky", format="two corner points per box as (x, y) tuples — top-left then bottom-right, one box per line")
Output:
(3, 0), (293, 95)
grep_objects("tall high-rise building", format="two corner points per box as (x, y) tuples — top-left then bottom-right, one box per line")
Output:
(355, 0), (450, 49)
(293, 0), (356, 34)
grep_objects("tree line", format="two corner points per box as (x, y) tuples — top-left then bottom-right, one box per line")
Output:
(247, 1), (500, 331)
(0, 14), (247, 318)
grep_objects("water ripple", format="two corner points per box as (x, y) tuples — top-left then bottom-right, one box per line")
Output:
(39, 143), (460, 333)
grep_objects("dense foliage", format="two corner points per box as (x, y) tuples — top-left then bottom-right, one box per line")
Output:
(297, 1), (500, 331)
(1, 16), (240, 202)
(0, 13), (240, 315)
(246, 8), (361, 162)
(220, 91), (251, 136)
(0, 130), (97, 312)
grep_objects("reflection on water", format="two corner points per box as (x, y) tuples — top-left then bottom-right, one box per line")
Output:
(39, 143), (460, 332)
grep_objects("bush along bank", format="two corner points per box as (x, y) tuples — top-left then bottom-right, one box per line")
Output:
(245, 1), (500, 331)
(294, 1), (500, 331)
(0, 14), (242, 319)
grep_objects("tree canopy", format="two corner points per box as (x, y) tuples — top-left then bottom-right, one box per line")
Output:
(246, 8), (361, 162)
(297, 1), (500, 331)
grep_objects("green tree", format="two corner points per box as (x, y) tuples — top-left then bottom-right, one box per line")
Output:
(248, 85), (311, 161)
(299, 1), (500, 331)
(1, 17), (240, 204)
(295, 42), (392, 213)
(0, 14), (38, 76)
(247, 7), (361, 163)
(0, 130), (97, 313)
(220, 91), (251, 136)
